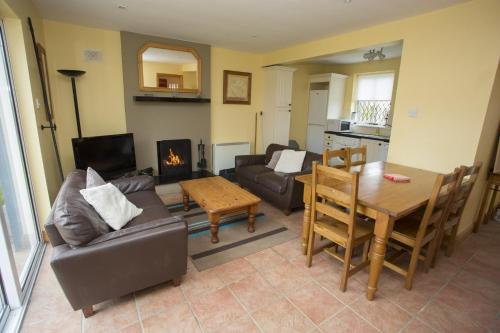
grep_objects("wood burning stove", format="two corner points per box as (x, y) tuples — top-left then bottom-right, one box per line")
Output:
(157, 139), (192, 179)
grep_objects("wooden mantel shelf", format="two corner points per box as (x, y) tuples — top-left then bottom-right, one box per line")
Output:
(134, 96), (211, 103)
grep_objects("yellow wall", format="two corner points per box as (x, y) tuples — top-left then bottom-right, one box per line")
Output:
(210, 47), (264, 153)
(463, 62), (499, 234)
(183, 71), (197, 89)
(1, 0), (54, 227)
(263, 0), (500, 235)
(42, 20), (127, 175)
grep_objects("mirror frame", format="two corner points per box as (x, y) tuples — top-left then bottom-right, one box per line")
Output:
(137, 43), (202, 93)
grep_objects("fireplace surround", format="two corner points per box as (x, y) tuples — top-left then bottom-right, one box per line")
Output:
(157, 139), (192, 179)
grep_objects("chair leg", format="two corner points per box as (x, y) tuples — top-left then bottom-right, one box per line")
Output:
(405, 246), (421, 290)
(82, 306), (94, 318)
(339, 242), (353, 292)
(431, 228), (445, 268)
(445, 225), (459, 257)
(306, 227), (316, 268)
(362, 239), (371, 262)
(423, 240), (437, 273)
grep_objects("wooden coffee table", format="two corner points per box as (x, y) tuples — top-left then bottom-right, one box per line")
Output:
(179, 176), (261, 243)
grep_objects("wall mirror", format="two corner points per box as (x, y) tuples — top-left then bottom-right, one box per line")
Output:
(138, 43), (201, 93)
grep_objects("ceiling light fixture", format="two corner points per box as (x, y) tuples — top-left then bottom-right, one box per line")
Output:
(117, 4), (127, 9)
(363, 48), (385, 61)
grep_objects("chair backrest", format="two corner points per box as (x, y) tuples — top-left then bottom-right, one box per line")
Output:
(448, 162), (482, 218)
(347, 146), (367, 167)
(416, 169), (461, 240)
(311, 161), (360, 237)
(323, 149), (348, 168)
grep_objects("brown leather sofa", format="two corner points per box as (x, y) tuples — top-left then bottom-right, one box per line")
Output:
(45, 170), (187, 317)
(235, 144), (321, 215)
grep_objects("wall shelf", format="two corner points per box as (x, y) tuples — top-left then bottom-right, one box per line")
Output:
(134, 96), (211, 103)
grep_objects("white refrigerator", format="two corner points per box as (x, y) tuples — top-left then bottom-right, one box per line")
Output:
(306, 90), (328, 154)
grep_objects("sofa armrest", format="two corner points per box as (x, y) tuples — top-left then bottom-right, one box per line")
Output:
(50, 218), (187, 310)
(110, 175), (155, 194)
(235, 154), (266, 169)
(87, 216), (183, 246)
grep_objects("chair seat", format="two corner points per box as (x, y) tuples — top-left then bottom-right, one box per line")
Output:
(391, 215), (436, 247)
(314, 216), (373, 247)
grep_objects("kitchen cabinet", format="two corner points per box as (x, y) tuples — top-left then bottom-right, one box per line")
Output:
(360, 138), (389, 162)
(262, 66), (296, 149)
(324, 134), (389, 163)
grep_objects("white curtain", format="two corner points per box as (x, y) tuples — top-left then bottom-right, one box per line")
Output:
(356, 72), (395, 101)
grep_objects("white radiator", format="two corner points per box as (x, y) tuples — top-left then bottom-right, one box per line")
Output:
(212, 142), (251, 175)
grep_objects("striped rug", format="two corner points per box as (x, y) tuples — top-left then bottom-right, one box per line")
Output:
(167, 201), (296, 271)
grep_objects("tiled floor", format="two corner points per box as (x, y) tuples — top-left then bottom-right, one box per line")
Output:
(21, 203), (500, 333)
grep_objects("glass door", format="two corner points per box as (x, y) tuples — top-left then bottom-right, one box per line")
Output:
(0, 282), (7, 328)
(0, 21), (44, 332)
(0, 25), (40, 288)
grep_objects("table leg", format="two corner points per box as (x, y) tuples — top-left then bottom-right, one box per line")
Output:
(301, 185), (312, 255)
(182, 190), (190, 212)
(248, 204), (257, 233)
(367, 212), (394, 300)
(208, 213), (220, 244)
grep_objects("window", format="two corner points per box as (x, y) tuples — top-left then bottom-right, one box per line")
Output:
(354, 72), (395, 126)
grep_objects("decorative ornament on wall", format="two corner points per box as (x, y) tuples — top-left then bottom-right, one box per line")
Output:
(223, 70), (252, 105)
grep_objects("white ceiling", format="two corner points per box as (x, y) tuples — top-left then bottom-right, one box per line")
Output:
(142, 48), (196, 64)
(33, 0), (468, 52)
(305, 41), (403, 65)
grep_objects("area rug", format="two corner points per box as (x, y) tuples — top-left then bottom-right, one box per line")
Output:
(167, 201), (296, 271)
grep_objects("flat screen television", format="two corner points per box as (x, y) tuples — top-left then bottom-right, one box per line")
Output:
(72, 133), (136, 180)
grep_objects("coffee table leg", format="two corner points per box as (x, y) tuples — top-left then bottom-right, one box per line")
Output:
(208, 213), (220, 243)
(182, 190), (189, 211)
(248, 204), (257, 233)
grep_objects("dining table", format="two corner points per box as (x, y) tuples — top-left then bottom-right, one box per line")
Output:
(295, 161), (439, 300)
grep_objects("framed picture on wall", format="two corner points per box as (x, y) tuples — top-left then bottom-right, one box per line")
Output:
(223, 70), (251, 105)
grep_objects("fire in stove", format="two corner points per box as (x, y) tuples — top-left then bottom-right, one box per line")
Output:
(164, 148), (184, 166)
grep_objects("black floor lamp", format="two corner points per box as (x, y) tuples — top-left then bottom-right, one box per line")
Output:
(58, 69), (86, 138)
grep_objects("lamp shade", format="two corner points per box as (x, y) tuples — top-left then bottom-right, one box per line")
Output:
(57, 69), (86, 77)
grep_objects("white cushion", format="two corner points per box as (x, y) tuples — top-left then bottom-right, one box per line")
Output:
(274, 149), (306, 173)
(86, 167), (106, 188)
(80, 183), (143, 230)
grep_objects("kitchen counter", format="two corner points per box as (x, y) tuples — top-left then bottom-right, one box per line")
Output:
(324, 131), (390, 142)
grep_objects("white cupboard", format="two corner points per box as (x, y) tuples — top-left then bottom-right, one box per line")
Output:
(360, 138), (389, 162)
(262, 66), (296, 149)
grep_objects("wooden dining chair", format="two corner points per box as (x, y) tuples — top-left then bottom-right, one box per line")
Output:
(323, 148), (349, 168)
(346, 146), (367, 167)
(432, 162), (482, 266)
(306, 161), (373, 291)
(384, 169), (461, 290)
